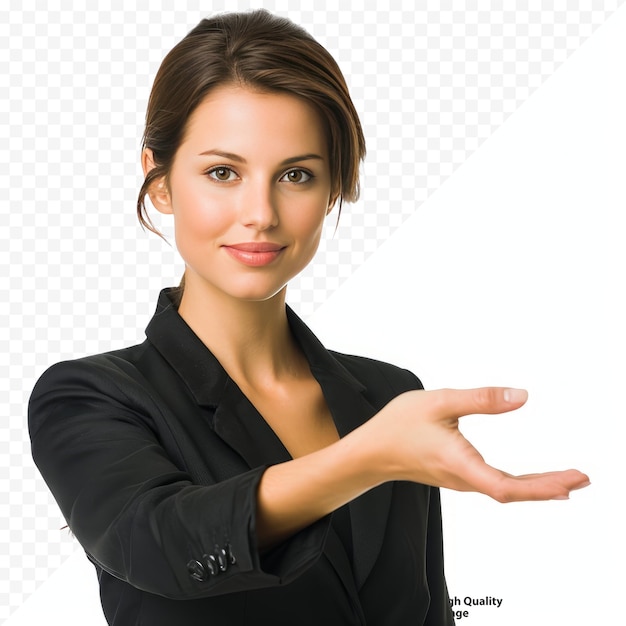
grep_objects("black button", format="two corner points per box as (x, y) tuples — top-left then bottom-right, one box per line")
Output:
(226, 542), (236, 565)
(216, 547), (228, 572)
(187, 559), (207, 582)
(202, 553), (218, 576)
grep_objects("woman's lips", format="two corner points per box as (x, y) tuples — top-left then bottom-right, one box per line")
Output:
(222, 242), (286, 267)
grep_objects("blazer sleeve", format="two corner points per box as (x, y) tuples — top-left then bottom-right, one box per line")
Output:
(28, 358), (328, 601)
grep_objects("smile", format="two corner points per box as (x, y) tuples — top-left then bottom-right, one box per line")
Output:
(222, 242), (286, 267)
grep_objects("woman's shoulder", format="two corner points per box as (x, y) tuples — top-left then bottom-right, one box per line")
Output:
(31, 341), (151, 393)
(28, 341), (158, 433)
(329, 350), (424, 396)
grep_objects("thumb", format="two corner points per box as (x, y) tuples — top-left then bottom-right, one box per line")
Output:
(431, 387), (528, 419)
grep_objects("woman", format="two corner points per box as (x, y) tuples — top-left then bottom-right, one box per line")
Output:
(28, 9), (589, 625)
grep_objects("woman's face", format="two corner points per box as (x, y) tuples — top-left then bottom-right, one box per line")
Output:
(144, 84), (333, 304)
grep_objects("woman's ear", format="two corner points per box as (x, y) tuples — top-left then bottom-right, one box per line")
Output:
(141, 148), (173, 215)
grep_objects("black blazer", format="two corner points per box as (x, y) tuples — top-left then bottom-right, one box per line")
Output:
(29, 288), (455, 625)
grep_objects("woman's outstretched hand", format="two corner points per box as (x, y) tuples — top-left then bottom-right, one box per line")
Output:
(360, 387), (590, 502)
(257, 386), (589, 549)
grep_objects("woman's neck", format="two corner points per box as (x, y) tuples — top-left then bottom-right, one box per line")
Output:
(176, 276), (307, 391)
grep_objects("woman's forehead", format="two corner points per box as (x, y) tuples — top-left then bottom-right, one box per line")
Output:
(179, 85), (328, 160)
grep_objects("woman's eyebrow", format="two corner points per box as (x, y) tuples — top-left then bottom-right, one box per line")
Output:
(198, 149), (245, 162)
(281, 153), (324, 165)
(198, 149), (324, 165)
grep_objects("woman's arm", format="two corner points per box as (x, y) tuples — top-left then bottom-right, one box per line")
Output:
(256, 387), (589, 549)
(29, 358), (326, 600)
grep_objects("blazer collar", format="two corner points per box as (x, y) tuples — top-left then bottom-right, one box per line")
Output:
(145, 287), (392, 589)
(145, 287), (365, 409)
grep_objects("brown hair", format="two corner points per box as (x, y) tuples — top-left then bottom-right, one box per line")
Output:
(137, 9), (366, 239)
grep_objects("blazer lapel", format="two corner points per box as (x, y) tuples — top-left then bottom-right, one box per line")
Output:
(323, 527), (368, 624)
(145, 289), (293, 471)
(212, 377), (292, 468)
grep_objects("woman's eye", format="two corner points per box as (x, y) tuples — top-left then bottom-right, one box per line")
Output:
(281, 169), (312, 184)
(207, 166), (237, 182)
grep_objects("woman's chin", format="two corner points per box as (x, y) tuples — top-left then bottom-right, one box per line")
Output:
(190, 278), (290, 305)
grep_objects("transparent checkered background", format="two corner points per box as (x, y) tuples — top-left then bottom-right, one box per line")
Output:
(1, 1), (623, 620)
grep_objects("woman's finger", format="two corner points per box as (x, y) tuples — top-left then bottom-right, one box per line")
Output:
(424, 386), (529, 420)
(467, 465), (591, 503)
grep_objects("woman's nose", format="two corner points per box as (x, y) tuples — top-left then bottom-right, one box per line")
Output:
(238, 179), (279, 230)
